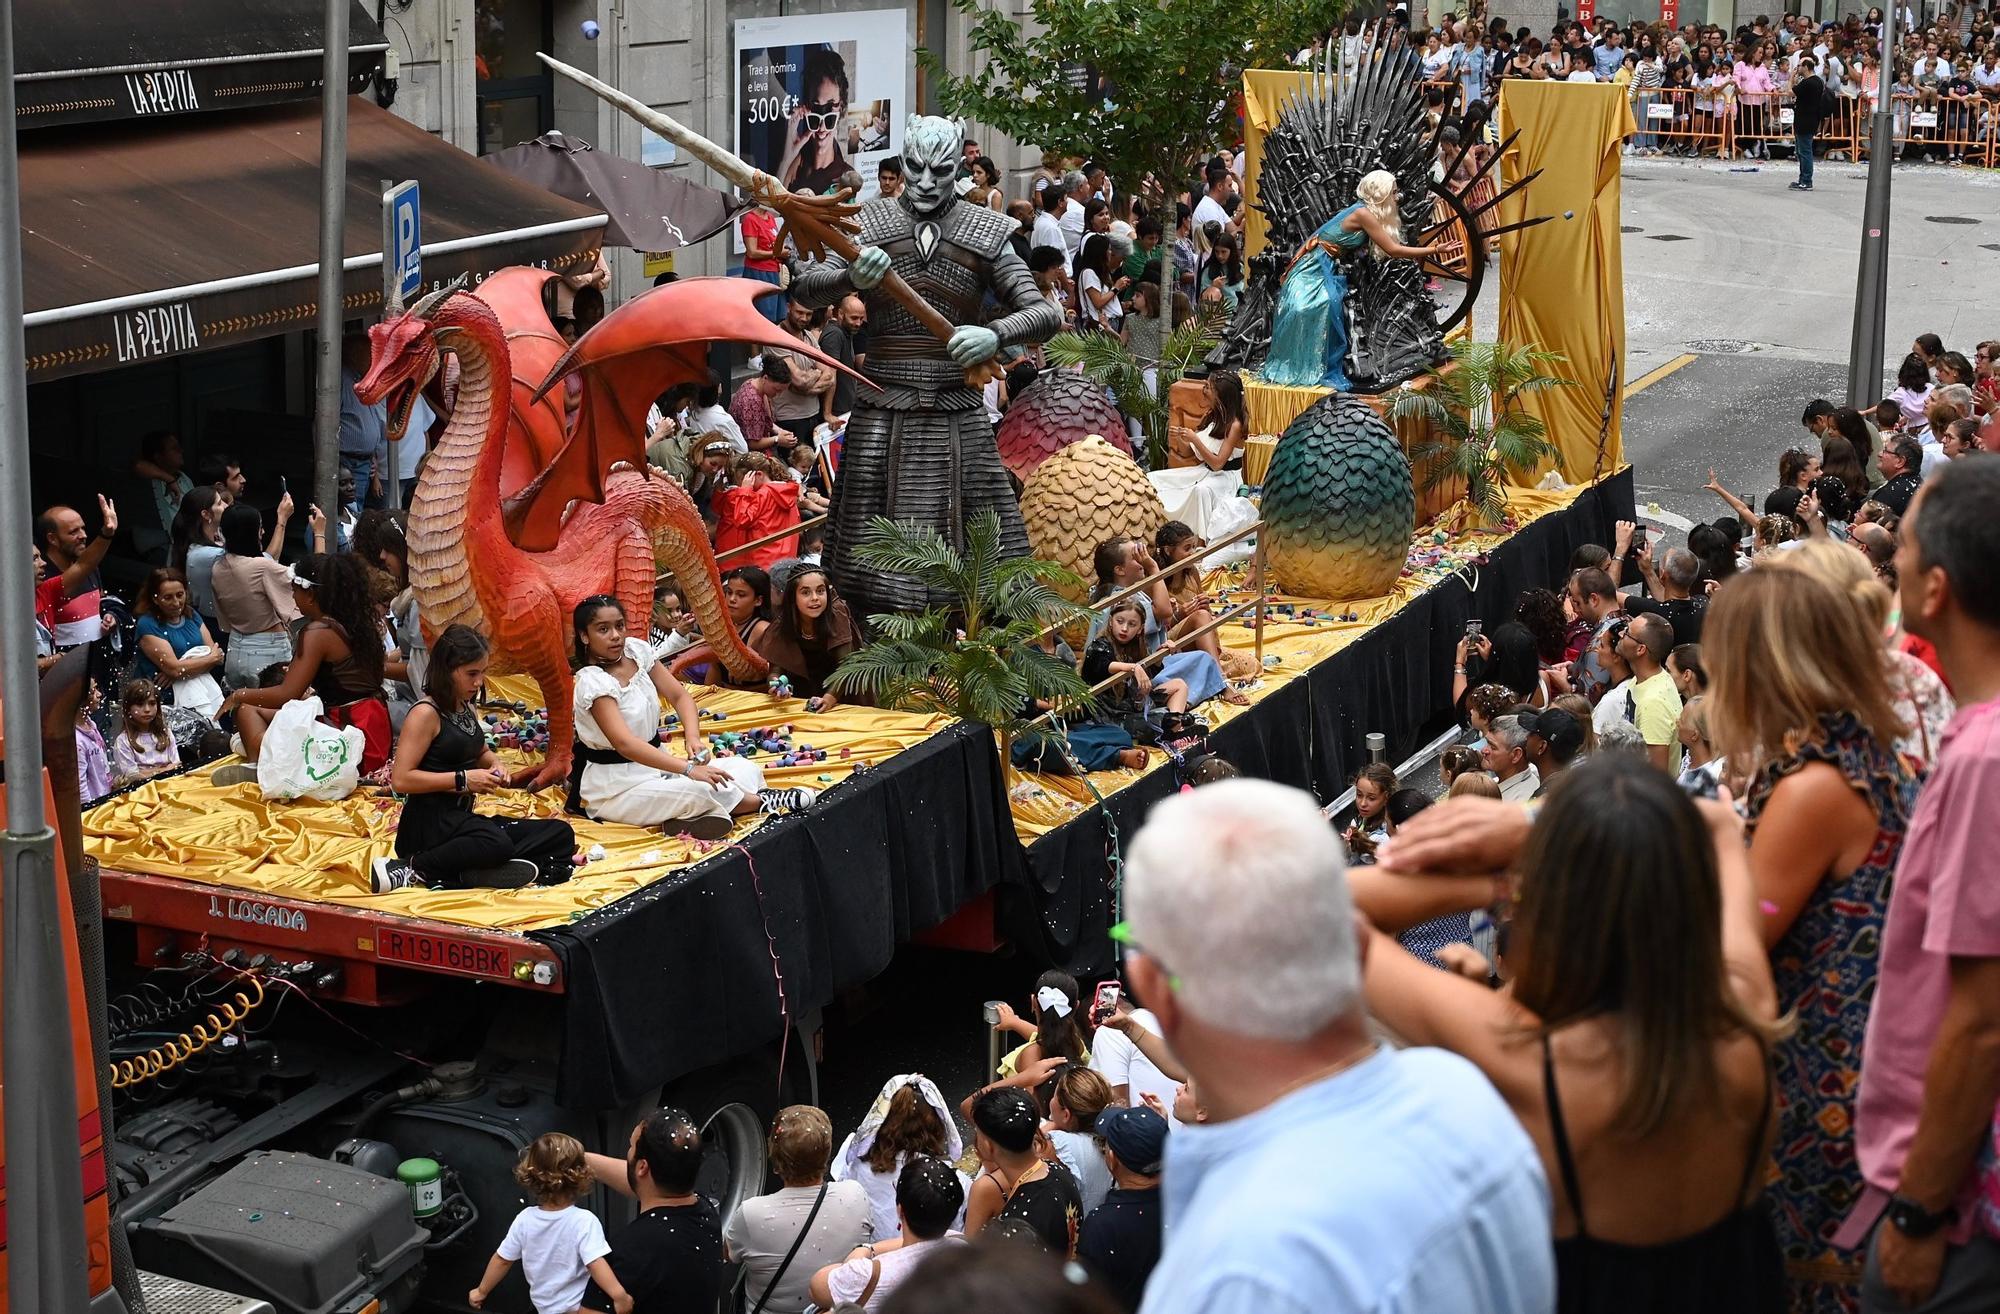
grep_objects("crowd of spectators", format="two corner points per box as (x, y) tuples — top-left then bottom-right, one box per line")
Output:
(32, 28), (2000, 1304)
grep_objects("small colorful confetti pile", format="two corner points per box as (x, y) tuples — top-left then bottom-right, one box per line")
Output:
(705, 724), (831, 769)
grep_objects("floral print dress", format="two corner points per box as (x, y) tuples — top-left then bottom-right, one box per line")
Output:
(1746, 712), (1921, 1314)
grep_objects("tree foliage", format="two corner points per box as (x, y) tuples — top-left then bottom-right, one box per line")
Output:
(1392, 339), (1572, 529)
(1043, 307), (1225, 467)
(922, 0), (1338, 198)
(828, 510), (1097, 736)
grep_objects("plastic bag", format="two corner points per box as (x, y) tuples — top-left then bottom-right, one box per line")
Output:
(1205, 495), (1260, 567)
(256, 697), (364, 801)
(171, 649), (224, 719)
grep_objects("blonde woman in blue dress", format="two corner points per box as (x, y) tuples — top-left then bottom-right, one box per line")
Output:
(1263, 170), (1443, 390)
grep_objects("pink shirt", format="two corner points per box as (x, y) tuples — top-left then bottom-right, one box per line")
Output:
(1734, 60), (1774, 103)
(1852, 695), (2000, 1236)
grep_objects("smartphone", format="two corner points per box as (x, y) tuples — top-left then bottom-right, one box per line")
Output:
(277, 475), (288, 497)
(1091, 980), (1122, 1023)
(1463, 618), (1483, 639)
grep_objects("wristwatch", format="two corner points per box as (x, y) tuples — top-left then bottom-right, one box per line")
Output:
(1885, 1195), (1957, 1239)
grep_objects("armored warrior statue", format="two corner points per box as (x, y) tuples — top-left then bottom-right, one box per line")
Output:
(788, 116), (1061, 617)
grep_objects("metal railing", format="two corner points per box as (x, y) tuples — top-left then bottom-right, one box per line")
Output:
(1027, 518), (1268, 729)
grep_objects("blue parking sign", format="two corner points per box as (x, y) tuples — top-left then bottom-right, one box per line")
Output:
(385, 181), (421, 304)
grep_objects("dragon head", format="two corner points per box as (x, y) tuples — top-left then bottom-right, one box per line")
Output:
(354, 280), (463, 441)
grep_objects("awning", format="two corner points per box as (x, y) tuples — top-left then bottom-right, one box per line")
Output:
(15, 0), (387, 130)
(22, 97), (607, 383)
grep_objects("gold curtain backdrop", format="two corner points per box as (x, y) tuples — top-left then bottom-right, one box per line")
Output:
(1496, 81), (1634, 484)
(1239, 69), (1319, 260)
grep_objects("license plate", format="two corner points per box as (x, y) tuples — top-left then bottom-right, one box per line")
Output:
(376, 928), (511, 979)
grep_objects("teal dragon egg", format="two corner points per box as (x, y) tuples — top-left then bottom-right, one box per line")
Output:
(1261, 395), (1415, 600)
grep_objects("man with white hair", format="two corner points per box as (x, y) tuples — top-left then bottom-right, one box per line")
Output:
(1058, 169), (1090, 255)
(1120, 779), (1553, 1314)
(1482, 713), (1540, 802)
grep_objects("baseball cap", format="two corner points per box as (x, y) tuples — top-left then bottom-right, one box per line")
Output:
(1521, 706), (1583, 760)
(1095, 1104), (1168, 1175)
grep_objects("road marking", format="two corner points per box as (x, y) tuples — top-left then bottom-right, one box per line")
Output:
(1624, 352), (1697, 398)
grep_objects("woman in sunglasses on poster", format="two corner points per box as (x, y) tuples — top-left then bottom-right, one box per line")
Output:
(780, 47), (853, 197)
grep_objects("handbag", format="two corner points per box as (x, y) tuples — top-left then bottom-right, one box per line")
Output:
(743, 1180), (830, 1314)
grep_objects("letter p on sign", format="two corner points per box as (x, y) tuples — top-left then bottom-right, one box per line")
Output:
(385, 181), (422, 307)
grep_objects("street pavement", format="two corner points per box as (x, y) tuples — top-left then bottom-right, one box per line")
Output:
(1615, 154), (1996, 536)
(817, 156), (2000, 1132)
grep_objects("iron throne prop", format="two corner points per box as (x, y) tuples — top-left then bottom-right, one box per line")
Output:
(1210, 23), (1548, 391)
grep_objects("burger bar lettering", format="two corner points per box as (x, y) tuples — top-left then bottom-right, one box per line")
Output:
(123, 68), (201, 116)
(114, 302), (201, 363)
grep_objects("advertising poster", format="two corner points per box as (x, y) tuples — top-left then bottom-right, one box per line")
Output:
(735, 8), (907, 207)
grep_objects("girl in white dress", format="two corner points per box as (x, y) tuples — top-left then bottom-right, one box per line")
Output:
(569, 597), (814, 840)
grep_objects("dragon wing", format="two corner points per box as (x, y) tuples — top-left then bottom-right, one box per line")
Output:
(505, 275), (860, 552)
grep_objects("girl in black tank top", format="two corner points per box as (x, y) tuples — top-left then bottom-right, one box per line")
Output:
(374, 625), (576, 892)
(1352, 757), (1787, 1314)
(1544, 1038), (1785, 1313)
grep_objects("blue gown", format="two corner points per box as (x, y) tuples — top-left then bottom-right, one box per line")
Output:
(1262, 203), (1372, 390)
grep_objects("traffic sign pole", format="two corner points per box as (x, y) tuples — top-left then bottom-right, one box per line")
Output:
(381, 179), (420, 510)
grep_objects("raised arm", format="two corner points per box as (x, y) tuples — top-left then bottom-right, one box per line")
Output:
(1703, 469), (1757, 527)
(265, 493), (294, 558)
(59, 495), (119, 596)
(1350, 207), (1443, 262)
(1706, 794), (1777, 1022)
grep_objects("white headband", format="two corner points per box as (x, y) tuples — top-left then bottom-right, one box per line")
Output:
(1036, 985), (1073, 1019)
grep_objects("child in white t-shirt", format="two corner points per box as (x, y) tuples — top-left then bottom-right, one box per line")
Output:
(470, 1133), (633, 1314)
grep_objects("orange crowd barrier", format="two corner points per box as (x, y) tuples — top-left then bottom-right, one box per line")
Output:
(1630, 85), (1732, 156)
(1855, 92), (1996, 167)
(1711, 86), (1996, 167)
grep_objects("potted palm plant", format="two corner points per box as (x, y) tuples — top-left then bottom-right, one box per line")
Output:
(1391, 339), (1572, 530)
(827, 510), (1096, 740)
(1044, 306), (1226, 469)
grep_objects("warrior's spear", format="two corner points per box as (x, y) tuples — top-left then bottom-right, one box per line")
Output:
(539, 53), (1002, 386)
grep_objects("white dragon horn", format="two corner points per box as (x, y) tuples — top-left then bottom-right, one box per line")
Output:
(407, 273), (470, 321)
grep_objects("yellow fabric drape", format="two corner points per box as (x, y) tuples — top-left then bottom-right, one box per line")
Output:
(1244, 379), (1335, 436)
(86, 687), (948, 933)
(1496, 82), (1634, 483)
(1240, 70), (1319, 260)
(87, 481), (1606, 931)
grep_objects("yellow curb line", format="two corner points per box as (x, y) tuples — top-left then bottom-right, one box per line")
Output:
(1624, 352), (1697, 399)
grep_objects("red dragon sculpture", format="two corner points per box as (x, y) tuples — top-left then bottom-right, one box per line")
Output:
(355, 271), (850, 789)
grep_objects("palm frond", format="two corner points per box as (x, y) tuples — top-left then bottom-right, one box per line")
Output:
(849, 516), (968, 585)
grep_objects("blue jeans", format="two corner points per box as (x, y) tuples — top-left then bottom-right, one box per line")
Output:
(224, 628), (293, 691)
(1632, 94), (1656, 150)
(1796, 128), (1815, 185)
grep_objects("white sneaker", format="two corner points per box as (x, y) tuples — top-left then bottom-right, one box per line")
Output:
(211, 763), (258, 788)
(758, 786), (818, 815)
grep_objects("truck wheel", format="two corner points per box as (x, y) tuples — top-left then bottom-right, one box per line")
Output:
(698, 1103), (766, 1224)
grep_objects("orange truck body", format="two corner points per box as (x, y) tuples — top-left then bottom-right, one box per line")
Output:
(0, 738), (115, 1308)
